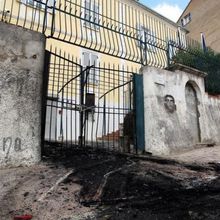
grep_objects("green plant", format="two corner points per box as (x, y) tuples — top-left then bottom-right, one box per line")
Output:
(172, 47), (220, 95)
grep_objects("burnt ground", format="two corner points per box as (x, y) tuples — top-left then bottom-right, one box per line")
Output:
(1, 148), (220, 220)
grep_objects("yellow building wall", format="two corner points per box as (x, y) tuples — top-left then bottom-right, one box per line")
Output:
(0, 0), (186, 102)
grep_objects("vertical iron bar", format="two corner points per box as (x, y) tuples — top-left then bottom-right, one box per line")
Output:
(16, 0), (21, 26)
(122, 65), (125, 152)
(49, 50), (56, 143)
(65, 53), (69, 148)
(54, 48), (59, 144)
(144, 30), (148, 66)
(50, 0), (56, 37)
(9, 0), (14, 23)
(132, 75), (137, 154)
(79, 66), (84, 148)
(112, 63), (115, 150)
(84, 68), (89, 147)
(41, 50), (51, 155)
(107, 64), (110, 150)
(42, 0), (48, 34)
(103, 97), (106, 137)
(167, 41), (170, 68)
(70, 55), (74, 147)
(60, 50), (65, 150)
(75, 58), (78, 146)
(61, 89), (64, 149)
(117, 65), (120, 152)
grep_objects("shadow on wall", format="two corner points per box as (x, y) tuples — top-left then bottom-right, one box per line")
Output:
(143, 65), (220, 156)
(185, 81), (201, 145)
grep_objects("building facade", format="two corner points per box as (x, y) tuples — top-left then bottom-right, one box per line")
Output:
(0, 0), (187, 148)
(178, 0), (220, 52)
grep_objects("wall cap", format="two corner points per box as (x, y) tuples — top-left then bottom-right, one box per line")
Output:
(167, 63), (208, 78)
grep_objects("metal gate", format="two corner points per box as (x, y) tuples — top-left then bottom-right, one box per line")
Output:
(42, 48), (138, 154)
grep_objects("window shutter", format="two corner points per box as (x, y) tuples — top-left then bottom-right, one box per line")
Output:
(27, 0), (34, 6)
(141, 27), (146, 42)
(85, 1), (90, 19)
(136, 23), (142, 47)
(83, 52), (90, 67)
(47, 0), (54, 7)
(84, 0), (91, 27)
(91, 54), (97, 66)
(94, 4), (99, 29)
(36, 0), (43, 9)
(45, 0), (54, 13)
(82, 52), (98, 84)
(90, 54), (98, 84)
(136, 23), (140, 36)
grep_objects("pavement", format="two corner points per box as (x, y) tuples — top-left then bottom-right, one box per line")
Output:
(1, 146), (220, 220)
(0, 162), (95, 220)
(168, 145), (220, 164)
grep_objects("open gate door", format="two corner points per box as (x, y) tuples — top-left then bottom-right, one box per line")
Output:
(134, 74), (145, 152)
(42, 49), (84, 153)
(42, 48), (139, 155)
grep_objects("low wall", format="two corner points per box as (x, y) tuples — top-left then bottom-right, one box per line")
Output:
(142, 65), (220, 155)
(0, 22), (45, 167)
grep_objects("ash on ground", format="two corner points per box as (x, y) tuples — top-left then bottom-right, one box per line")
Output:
(1, 149), (220, 220)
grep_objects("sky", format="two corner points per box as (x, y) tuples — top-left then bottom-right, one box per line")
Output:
(139, 0), (190, 22)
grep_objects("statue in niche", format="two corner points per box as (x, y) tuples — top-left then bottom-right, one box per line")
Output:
(164, 95), (176, 113)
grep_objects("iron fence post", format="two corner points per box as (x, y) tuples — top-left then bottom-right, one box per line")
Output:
(132, 75), (137, 153)
(42, 0), (48, 34)
(79, 66), (85, 148)
(51, 0), (56, 37)
(41, 50), (51, 155)
(144, 31), (148, 66)
(103, 97), (106, 136)
(167, 41), (170, 68)
(140, 36), (144, 66)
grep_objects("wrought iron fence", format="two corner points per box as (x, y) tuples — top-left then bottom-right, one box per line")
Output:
(168, 37), (203, 67)
(43, 47), (139, 154)
(2, 1), (217, 76)
(0, 0), (186, 67)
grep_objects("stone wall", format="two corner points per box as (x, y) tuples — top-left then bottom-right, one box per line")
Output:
(0, 22), (45, 167)
(142, 64), (220, 155)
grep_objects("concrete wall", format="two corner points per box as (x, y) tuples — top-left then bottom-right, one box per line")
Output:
(0, 22), (45, 167)
(142, 65), (220, 155)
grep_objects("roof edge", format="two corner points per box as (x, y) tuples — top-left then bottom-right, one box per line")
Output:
(177, 0), (192, 23)
(131, 0), (187, 31)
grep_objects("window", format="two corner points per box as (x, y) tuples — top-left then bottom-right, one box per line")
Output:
(137, 25), (157, 53)
(26, 0), (35, 6)
(20, 0), (54, 10)
(168, 39), (178, 61)
(82, 51), (99, 85)
(84, 0), (100, 30)
(21, 0), (43, 8)
(181, 13), (191, 26)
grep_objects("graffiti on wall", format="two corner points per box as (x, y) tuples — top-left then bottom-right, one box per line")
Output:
(1, 137), (22, 159)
